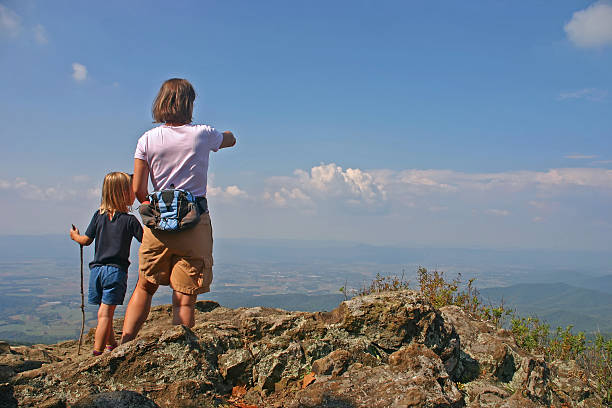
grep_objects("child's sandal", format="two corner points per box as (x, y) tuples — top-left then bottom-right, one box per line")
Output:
(105, 344), (117, 352)
(92, 349), (103, 356)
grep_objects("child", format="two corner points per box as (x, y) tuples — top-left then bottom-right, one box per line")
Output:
(70, 172), (143, 355)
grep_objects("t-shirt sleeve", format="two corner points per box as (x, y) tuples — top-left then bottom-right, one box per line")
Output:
(134, 135), (147, 161)
(209, 127), (224, 152)
(131, 216), (143, 243)
(84, 211), (98, 240)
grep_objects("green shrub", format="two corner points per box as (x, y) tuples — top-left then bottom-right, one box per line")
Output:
(510, 316), (549, 353)
(358, 272), (410, 296)
(578, 333), (612, 403)
(547, 325), (586, 360)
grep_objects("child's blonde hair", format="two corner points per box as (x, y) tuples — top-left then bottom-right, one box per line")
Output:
(99, 172), (132, 217)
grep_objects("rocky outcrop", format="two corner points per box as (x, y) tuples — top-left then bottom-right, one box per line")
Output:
(0, 291), (605, 407)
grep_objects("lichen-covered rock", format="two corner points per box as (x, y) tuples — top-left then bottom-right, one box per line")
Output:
(287, 344), (463, 408)
(3, 292), (606, 407)
(547, 359), (601, 407)
(218, 348), (252, 383)
(0, 343), (60, 382)
(311, 349), (351, 378)
(0, 341), (11, 354)
(441, 305), (556, 406)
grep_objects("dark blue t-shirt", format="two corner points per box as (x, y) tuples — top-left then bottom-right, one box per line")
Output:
(84, 211), (143, 271)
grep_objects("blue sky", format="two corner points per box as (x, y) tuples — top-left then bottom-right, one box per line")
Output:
(1, 1), (611, 250)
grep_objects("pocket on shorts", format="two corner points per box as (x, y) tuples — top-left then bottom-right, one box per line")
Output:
(170, 256), (213, 295)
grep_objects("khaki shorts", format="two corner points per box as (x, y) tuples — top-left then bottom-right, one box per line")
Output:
(139, 213), (214, 295)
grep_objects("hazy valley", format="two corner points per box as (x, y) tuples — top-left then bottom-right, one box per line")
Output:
(1, 234), (611, 345)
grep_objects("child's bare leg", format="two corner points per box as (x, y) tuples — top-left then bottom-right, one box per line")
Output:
(106, 318), (118, 348)
(94, 304), (117, 353)
(121, 278), (158, 344)
(172, 291), (197, 327)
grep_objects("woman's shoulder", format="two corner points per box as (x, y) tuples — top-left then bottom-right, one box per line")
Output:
(139, 125), (164, 138)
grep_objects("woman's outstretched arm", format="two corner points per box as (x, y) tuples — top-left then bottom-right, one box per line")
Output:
(220, 131), (236, 149)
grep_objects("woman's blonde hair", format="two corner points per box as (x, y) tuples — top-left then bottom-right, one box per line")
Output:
(152, 78), (196, 124)
(99, 172), (133, 217)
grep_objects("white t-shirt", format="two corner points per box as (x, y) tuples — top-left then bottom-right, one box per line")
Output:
(134, 124), (223, 197)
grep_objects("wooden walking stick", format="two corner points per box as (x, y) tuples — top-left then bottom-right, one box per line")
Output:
(73, 225), (85, 355)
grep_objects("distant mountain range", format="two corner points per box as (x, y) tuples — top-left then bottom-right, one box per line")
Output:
(2, 234), (612, 270)
(480, 280), (612, 335)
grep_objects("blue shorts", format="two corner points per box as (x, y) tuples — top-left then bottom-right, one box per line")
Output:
(88, 265), (128, 305)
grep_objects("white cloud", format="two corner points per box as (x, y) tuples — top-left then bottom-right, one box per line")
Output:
(533, 168), (612, 188)
(87, 188), (101, 199)
(558, 88), (608, 102)
(33, 24), (48, 44)
(264, 187), (312, 208)
(0, 4), (21, 37)
(564, 154), (597, 159)
(387, 167), (612, 192)
(262, 164), (612, 215)
(265, 163), (386, 209)
(208, 184), (248, 201)
(0, 178), (80, 201)
(565, 1), (612, 48)
(72, 63), (88, 82)
(485, 209), (510, 216)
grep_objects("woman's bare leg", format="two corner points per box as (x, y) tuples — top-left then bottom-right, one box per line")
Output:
(172, 290), (197, 327)
(120, 278), (158, 343)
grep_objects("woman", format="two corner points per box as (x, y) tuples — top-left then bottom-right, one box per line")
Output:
(121, 78), (235, 343)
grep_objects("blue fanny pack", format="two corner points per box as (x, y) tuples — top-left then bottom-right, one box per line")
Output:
(138, 188), (207, 232)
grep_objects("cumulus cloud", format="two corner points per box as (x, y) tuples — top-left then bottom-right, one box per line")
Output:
(33, 24), (48, 44)
(208, 184), (248, 201)
(0, 178), (78, 201)
(558, 88), (608, 102)
(0, 4), (21, 37)
(72, 63), (87, 82)
(564, 1), (612, 48)
(262, 163), (612, 215)
(264, 163), (386, 210)
(264, 187), (313, 208)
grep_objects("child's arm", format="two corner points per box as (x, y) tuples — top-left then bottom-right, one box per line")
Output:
(70, 226), (93, 246)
